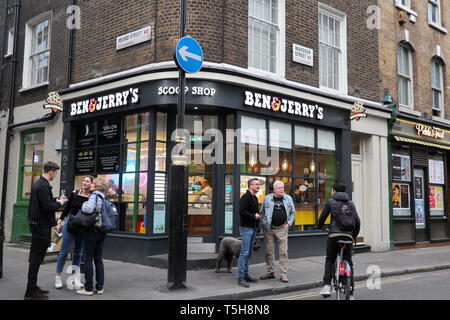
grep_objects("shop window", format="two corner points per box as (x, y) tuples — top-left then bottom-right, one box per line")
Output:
(19, 130), (44, 200)
(392, 149), (412, 217)
(236, 115), (337, 233)
(73, 111), (159, 234)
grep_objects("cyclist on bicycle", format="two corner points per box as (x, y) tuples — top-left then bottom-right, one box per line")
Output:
(316, 183), (360, 299)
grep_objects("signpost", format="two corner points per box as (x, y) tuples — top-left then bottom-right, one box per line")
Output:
(167, 0), (204, 290)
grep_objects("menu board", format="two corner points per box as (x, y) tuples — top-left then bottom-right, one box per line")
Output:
(76, 121), (96, 148)
(429, 160), (445, 184)
(97, 146), (120, 173)
(75, 149), (95, 174)
(98, 117), (121, 145)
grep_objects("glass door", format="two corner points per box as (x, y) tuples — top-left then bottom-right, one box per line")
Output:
(186, 115), (218, 236)
(414, 168), (429, 242)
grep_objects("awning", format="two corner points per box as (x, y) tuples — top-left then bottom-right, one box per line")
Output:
(393, 135), (450, 151)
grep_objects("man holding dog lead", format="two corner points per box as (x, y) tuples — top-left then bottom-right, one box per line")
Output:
(237, 178), (261, 288)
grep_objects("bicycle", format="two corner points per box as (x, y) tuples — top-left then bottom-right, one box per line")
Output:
(332, 239), (354, 300)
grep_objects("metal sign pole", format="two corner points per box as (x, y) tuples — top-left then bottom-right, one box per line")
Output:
(167, 0), (188, 290)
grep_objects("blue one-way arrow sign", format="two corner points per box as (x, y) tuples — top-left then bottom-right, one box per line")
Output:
(174, 36), (204, 74)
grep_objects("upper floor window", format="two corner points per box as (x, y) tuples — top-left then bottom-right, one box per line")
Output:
(6, 28), (14, 57)
(248, 0), (284, 76)
(397, 44), (414, 108)
(22, 12), (51, 89)
(396, 0), (411, 8)
(431, 59), (444, 117)
(319, 3), (347, 94)
(428, 0), (442, 25)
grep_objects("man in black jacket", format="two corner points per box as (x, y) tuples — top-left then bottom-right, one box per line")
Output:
(316, 183), (360, 299)
(25, 161), (66, 300)
(237, 178), (261, 287)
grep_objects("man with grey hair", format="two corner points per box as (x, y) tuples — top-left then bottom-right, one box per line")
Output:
(260, 180), (295, 283)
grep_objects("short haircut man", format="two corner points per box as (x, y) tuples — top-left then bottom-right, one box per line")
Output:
(248, 178), (259, 189)
(43, 161), (60, 173)
(332, 183), (346, 193)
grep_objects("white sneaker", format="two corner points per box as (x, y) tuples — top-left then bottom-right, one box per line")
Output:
(72, 277), (84, 290)
(55, 276), (63, 289)
(76, 289), (93, 296)
(95, 289), (104, 295)
(320, 285), (332, 297)
(350, 295), (355, 300)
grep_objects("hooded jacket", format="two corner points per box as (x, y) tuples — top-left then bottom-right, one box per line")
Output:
(317, 192), (361, 240)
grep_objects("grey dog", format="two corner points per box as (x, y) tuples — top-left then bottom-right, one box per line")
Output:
(215, 237), (262, 273)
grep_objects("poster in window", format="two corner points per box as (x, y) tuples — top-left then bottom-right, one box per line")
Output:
(414, 177), (423, 199)
(392, 183), (409, 209)
(224, 204), (233, 234)
(429, 186), (444, 210)
(415, 200), (425, 229)
(75, 149), (95, 174)
(153, 203), (166, 234)
(97, 146), (120, 173)
(98, 117), (121, 145)
(392, 154), (411, 181)
(429, 160), (445, 184)
(76, 121), (96, 148)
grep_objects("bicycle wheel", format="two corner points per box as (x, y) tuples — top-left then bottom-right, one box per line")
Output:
(342, 275), (351, 300)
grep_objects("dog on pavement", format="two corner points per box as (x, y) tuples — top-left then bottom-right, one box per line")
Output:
(215, 236), (261, 273)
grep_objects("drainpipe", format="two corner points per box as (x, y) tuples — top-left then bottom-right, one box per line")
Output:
(0, 0), (9, 98)
(0, 0), (20, 279)
(67, 0), (75, 87)
(384, 90), (398, 250)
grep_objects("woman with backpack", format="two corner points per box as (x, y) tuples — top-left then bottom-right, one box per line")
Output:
(54, 175), (94, 290)
(76, 177), (109, 296)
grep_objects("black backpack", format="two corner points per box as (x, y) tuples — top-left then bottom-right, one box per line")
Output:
(334, 200), (356, 232)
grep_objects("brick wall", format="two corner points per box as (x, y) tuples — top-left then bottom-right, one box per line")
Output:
(379, 0), (450, 118)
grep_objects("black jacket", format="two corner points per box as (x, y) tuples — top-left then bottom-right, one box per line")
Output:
(239, 190), (259, 228)
(317, 192), (361, 240)
(27, 177), (61, 229)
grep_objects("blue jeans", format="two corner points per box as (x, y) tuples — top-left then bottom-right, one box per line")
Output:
(84, 231), (106, 292)
(238, 227), (256, 279)
(56, 216), (85, 274)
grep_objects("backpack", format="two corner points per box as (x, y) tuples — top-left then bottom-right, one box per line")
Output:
(334, 200), (356, 232)
(95, 194), (118, 233)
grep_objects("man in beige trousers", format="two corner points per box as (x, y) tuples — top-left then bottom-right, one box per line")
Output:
(259, 181), (296, 282)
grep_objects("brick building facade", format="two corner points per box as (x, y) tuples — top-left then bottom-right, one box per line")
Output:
(0, 1), (392, 266)
(379, 1), (450, 247)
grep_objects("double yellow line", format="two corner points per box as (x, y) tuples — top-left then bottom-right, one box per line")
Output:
(276, 275), (420, 300)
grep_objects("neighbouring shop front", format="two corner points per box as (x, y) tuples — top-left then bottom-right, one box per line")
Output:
(391, 117), (450, 246)
(61, 75), (353, 265)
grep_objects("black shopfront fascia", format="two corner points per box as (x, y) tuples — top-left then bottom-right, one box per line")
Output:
(60, 79), (352, 263)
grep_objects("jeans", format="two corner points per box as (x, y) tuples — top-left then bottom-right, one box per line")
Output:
(56, 215), (85, 274)
(27, 225), (51, 290)
(83, 231), (106, 292)
(323, 236), (354, 289)
(238, 227), (256, 279)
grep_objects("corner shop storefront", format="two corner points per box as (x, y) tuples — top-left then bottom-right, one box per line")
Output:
(61, 76), (352, 264)
(391, 117), (450, 245)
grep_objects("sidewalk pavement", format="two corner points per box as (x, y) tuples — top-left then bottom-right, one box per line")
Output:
(2, 243), (450, 300)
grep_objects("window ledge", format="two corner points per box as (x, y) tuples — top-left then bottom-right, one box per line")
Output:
(395, 3), (418, 17)
(429, 22), (448, 34)
(398, 105), (421, 117)
(19, 81), (49, 93)
(319, 85), (347, 97)
(432, 116), (450, 125)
